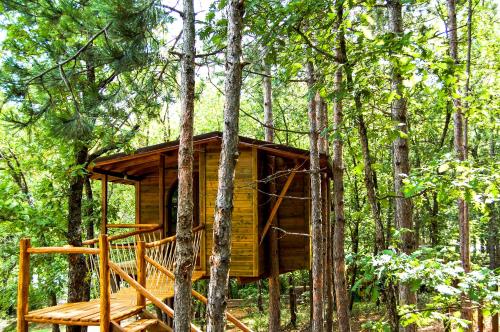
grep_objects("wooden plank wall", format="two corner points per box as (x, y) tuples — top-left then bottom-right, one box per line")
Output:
(204, 146), (258, 277)
(276, 157), (311, 273)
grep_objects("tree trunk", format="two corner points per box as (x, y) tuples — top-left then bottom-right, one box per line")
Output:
(387, 1), (417, 331)
(488, 136), (499, 332)
(357, 110), (385, 253)
(206, 1), (244, 330)
(306, 61), (324, 332)
(67, 147), (90, 332)
(331, 23), (351, 332)
(257, 281), (264, 313)
(49, 292), (60, 332)
(174, 1), (196, 330)
(263, 58), (281, 332)
(289, 274), (297, 328)
(447, 0), (473, 327)
(330, 2), (351, 331)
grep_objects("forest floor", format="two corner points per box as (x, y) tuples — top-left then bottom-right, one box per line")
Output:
(0, 303), (494, 331)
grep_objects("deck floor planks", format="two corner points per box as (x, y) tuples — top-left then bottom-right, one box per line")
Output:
(25, 270), (205, 326)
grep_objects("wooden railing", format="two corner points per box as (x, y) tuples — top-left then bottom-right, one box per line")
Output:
(144, 253), (253, 332)
(17, 225), (211, 332)
(109, 258), (201, 332)
(17, 235), (110, 332)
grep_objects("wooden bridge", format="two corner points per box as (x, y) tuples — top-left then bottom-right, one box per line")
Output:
(17, 224), (252, 332)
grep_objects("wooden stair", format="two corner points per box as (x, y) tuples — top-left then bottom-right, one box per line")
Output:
(121, 318), (160, 331)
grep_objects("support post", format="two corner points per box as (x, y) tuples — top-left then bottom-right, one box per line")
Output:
(136, 241), (146, 306)
(99, 234), (110, 332)
(17, 238), (30, 332)
(159, 155), (165, 234)
(101, 174), (108, 235)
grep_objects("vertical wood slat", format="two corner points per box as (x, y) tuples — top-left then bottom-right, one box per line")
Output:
(17, 238), (30, 332)
(251, 147), (259, 276)
(159, 155), (165, 235)
(198, 148), (206, 271)
(101, 174), (108, 235)
(136, 241), (146, 306)
(99, 234), (110, 332)
(135, 181), (141, 225)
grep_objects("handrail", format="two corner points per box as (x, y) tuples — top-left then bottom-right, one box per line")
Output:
(108, 261), (201, 332)
(17, 235), (108, 332)
(83, 225), (163, 245)
(145, 224), (205, 248)
(144, 255), (253, 332)
(106, 223), (159, 229)
(28, 247), (100, 255)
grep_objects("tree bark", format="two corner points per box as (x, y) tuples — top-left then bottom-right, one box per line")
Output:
(263, 58), (281, 332)
(174, 0), (196, 330)
(67, 147), (90, 332)
(206, 1), (244, 330)
(446, 0), (473, 327)
(330, 2), (351, 331)
(488, 136), (499, 332)
(306, 61), (324, 332)
(387, 1), (417, 331)
(331, 20), (351, 331)
(357, 111), (385, 253)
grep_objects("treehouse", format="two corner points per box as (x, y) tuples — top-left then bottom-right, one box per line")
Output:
(16, 132), (331, 331)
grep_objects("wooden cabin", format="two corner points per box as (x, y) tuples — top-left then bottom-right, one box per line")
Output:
(90, 131), (331, 279)
(16, 132), (331, 331)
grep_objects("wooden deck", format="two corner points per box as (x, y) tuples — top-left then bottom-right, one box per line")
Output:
(24, 270), (205, 326)
(25, 299), (142, 326)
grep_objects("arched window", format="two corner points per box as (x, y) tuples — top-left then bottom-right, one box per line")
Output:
(167, 182), (178, 235)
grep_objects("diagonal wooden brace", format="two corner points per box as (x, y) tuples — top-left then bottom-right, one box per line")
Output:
(259, 164), (301, 245)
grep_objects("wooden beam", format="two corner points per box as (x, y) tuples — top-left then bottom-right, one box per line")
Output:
(107, 224), (157, 229)
(159, 155), (165, 234)
(101, 174), (108, 235)
(99, 234), (110, 332)
(135, 181), (141, 225)
(136, 241), (146, 306)
(259, 165), (300, 245)
(92, 168), (141, 182)
(28, 247), (100, 255)
(17, 238), (30, 332)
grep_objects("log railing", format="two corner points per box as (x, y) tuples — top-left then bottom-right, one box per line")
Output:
(108, 260), (201, 332)
(145, 255), (254, 332)
(17, 225), (207, 332)
(17, 234), (111, 332)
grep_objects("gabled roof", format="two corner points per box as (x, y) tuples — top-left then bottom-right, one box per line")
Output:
(90, 131), (331, 182)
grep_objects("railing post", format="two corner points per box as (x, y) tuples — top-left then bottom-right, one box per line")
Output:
(137, 241), (146, 306)
(99, 234), (110, 332)
(17, 238), (30, 332)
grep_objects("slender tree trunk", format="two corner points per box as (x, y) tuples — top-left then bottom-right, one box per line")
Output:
(257, 281), (264, 313)
(331, 2), (351, 331)
(67, 147), (89, 332)
(357, 110), (385, 253)
(289, 274), (297, 328)
(387, 1), (417, 331)
(49, 292), (60, 332)
(174, 1), (196, 330)
(263, 58), (281, 332)
(488, 136), (499, 332)
(206, 1), (244, 330)
(306, 61), (324, 332)
(447, 0), (473, 327)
